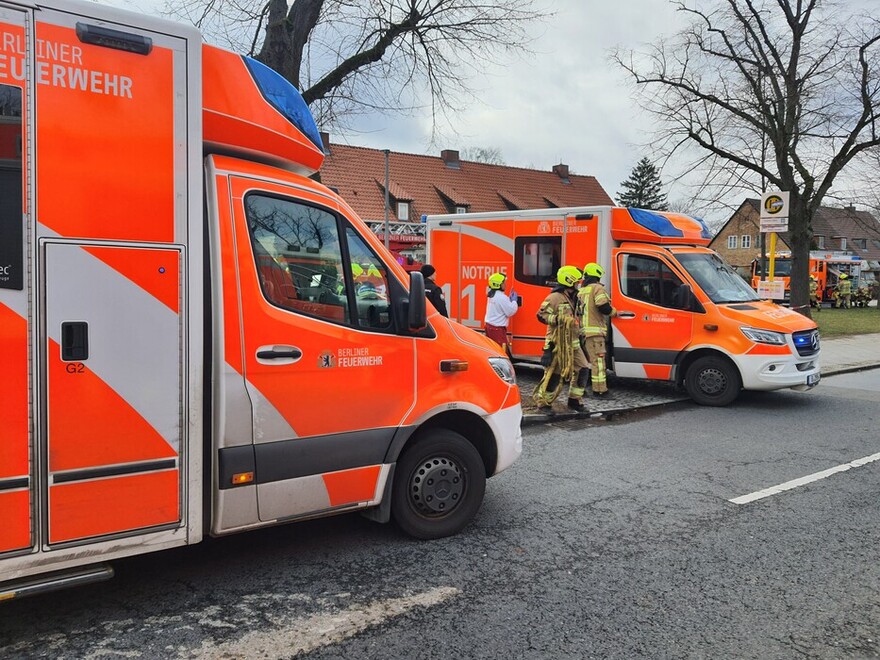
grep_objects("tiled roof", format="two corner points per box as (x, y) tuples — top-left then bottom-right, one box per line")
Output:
(812, 206), (880, 260)
(375, 179), (414, 201)
(318, 142), (614, 223)
(433, 183), (469, 206)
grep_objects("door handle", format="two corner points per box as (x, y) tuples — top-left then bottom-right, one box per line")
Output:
(255, 345), (302, 364)
(616, 311), (636, 319)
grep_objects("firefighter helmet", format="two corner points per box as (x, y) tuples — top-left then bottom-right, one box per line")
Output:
(557, 265), (583, 288)
(840, 273), (848, 279)
(488, 272), (507, 290)
(583, 262), (605, 278)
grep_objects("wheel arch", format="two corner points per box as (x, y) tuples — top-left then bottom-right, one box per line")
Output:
(676, 347), (741, 386)
(389, 410), (496, 478)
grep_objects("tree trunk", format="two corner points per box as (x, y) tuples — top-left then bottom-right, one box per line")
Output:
(787, 195), (812, 318)
(257, 0), (322, 87)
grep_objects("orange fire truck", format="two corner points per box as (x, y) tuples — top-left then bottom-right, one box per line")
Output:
(427, 207), (820, 406)
(0, 0), (522, 599)
(750, 252), (865, 303)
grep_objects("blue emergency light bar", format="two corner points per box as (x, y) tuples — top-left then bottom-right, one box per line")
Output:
(243, 56), (323, 152)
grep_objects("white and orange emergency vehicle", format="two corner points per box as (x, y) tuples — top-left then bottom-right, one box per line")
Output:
(426, 206), (821, 406)
(750, 252), (865, 303)
(0, 0), (521, 599)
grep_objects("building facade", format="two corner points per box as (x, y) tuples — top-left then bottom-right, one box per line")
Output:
(316, 134), (614, 263)
(710, 198), (880, 279)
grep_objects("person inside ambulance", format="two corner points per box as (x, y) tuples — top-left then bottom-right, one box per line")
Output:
(484, 272), (520, 354)
(577, 262), (617, 397)
(532, 266), (589, 414)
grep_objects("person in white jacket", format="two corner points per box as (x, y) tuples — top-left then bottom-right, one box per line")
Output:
(484, 272), (520, 353)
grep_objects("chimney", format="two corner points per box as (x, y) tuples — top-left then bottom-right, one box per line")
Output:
(441, 149), (460, 169)
(319, 131), (330, 154)
(552, 163), (570, 182)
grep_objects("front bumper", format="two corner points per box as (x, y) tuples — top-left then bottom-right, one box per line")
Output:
(485, 403), (523, 475)
(735, 349), (820, 391)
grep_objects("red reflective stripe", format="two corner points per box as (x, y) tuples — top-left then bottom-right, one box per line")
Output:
(322, 466), (381, 507)
(48, 340), (176, 471)
(82, 246), (180, 313)
(0, 301), (29, 478)
(49, 470), (179, 543)
(0, 490), (30, 553)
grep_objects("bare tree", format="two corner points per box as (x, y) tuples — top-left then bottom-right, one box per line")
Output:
(614, 0), (880, 316)
(167, 0), (546, 131)
(461, 146), (505, 164)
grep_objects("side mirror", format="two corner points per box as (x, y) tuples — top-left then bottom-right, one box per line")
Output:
(408, 271), (427, 330)
(673, 283), (693, 310)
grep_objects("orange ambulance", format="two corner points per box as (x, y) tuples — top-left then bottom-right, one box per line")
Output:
(0, 0), (521, 599)
(427, 207), (821, 406)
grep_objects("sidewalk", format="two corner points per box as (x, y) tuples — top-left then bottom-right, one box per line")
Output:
(819, 332), (880, 375)
(517, 332), (880, 425)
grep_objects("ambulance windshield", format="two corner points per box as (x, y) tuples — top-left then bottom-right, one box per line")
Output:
(675, 252), (759, 304)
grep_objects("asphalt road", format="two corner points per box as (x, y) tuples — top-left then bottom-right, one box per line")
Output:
(2, 370), (879, 659)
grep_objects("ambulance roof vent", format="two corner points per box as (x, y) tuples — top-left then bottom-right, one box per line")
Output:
(243, 57), (323, 151)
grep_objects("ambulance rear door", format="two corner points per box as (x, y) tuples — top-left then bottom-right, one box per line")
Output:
(8, 0), (199, 578)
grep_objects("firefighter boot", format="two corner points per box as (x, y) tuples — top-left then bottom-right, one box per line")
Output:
(567, 397), (586, 412)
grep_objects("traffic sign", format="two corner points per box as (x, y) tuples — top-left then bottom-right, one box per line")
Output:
(760, 191), (789, 219)
(757, 279), (785, 300)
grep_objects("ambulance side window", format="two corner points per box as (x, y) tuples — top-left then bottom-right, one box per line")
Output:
(515, 237), (561, 286)
(345, 228), (392, 331)
(619, 254), (683, 309)
(245, 193), (351, 324)
(0, 84), (23, 291)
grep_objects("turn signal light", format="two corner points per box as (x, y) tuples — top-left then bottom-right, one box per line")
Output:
(704, 324), (719, 331)
(232, 472), (254, 485)
(440, 360), (469, 373)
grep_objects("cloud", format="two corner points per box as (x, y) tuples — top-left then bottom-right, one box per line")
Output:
(341, 0), (686, 205)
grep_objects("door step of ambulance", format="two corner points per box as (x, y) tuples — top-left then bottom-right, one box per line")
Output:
(0, 564), (114, 602)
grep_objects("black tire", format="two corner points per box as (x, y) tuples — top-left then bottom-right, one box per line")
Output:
(684, 355), (741, 406)
(391, 429), (486, 540)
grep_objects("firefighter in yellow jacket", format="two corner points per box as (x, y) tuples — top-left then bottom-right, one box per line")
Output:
(835, 273), (852, 308)
(533, 266), (589, 413)
(578, 262), (617, 396)
(809, 275), (820, 311)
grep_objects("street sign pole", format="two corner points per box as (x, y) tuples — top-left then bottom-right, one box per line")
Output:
(758, 191), (790, 300)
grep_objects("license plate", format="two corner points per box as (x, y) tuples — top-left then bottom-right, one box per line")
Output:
(807, 373), (821, 386)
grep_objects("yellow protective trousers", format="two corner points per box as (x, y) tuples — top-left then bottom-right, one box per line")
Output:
(583, 335), (608, 393)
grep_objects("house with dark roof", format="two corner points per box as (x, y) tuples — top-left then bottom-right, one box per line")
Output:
(316, 134), (614, 262)
(710, 198), (880, 277)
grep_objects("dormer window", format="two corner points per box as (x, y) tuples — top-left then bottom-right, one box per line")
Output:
(397, 201), (410, 221)
(456, 206), (467, 214)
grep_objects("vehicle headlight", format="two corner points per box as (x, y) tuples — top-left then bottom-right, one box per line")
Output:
(488, 357), (516, 384)
(740, 326), (786, 345)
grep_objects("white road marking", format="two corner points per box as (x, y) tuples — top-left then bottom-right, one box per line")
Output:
(730, 452), (880, 505)
(191, 586), (460, 658)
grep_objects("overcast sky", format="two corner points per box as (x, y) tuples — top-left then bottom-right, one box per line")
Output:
(118, 0), (876, 225)
(338, 0), (687, 208)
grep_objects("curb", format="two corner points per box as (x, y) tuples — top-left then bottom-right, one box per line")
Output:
(519, 363), (879, 427)
(821, 363), (880, 377)
(521, 398), (688, 427)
